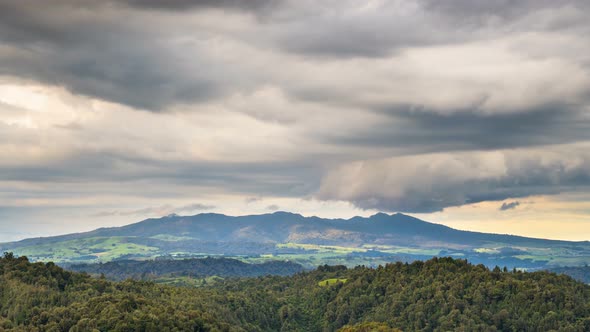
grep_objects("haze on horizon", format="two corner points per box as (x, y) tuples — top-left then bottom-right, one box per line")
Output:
(1, 0), (590, 242)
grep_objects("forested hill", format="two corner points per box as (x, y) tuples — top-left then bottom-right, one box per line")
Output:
(2, 253), (590, 331)
(67, 257), (304, 281)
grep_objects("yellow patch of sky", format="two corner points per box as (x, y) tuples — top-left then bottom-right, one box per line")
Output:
(418, 194), (590, 241)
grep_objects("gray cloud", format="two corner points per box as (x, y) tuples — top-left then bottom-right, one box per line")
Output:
(0, 1), (254, 110)
(273, 0), (590, 58)
(0, 147), (321, 198)
(421, 0), (589, 23)
(266, 204), (280, 211)
(318, 147), (590, 213)
(1, 0), (590, 224)
(0, 0), (589, 111)
(322, 104), (590, 153)
(118, 0), (277, 11)
(276, 5), (440, 58)
(499, 201), (520, 211)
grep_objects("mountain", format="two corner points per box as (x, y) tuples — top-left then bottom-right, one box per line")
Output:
(2, 212), (590, 269)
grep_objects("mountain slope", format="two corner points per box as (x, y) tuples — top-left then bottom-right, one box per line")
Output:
(1, 212), (589, 269)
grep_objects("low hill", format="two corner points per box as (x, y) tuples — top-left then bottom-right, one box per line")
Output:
(1, 253), (589, 331)
(2, 212), (589, 270)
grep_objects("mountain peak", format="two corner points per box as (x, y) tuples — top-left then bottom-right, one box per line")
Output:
(369, 212), (415, 219)
(271, 211), (302, 217)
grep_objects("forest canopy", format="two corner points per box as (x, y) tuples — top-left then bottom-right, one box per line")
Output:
(1, 253), (589, 331)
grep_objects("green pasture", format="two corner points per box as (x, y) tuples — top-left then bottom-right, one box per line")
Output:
(318, 278), (348, 287)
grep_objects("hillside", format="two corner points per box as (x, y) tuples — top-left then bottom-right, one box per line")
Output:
(2, 212), (589, 270)
(1, 253), (589, 331)
(549, 266), (590, 284)
(67, 257), (304, 282)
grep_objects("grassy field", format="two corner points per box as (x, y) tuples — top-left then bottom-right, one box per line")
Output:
(150, 234), (196, 241)
(318, 278), (348, 287)
(277, 243), (368, 253)
(6, 236), (590, 270)
(11, 236), (159, 262)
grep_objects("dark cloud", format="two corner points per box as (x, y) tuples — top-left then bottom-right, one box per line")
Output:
(0, 1), (248, 110)
(273, 0), (590, 58)
(0, 148), (321, 198)
(0, 0), (277, 17)
(322, 104), (590, 153)
(422, 0), (589, 23)
(266, 204), (280, 211)
(0, 0), (588, 111)
(500, 201), (520, 211)
(118, 0), (277, 11)
(277, 12), (439, 58)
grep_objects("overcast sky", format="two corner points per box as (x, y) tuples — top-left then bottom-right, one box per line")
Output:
(1, 0), (590, 241)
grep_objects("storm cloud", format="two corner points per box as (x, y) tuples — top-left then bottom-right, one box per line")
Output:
(1, 0), (590, 239)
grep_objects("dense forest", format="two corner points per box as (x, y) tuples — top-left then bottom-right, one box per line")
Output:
(1, 253), (590, 331)
(67, 257), (304, 281)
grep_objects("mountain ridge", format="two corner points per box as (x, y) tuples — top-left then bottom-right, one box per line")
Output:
(3, 211), (585, 246)
(2, 211), (589, 269)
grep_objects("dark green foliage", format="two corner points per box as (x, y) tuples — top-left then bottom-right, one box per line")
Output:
(0, 253), (278, 331)
(1, 253), (590, 331)
(67, 257), (304, 281)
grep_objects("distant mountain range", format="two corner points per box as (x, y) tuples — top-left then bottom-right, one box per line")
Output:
(2, 212), (589, 269)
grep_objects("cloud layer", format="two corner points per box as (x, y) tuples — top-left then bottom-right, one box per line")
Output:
(1, 0), (590, 235)
(318, 146), (590, 212)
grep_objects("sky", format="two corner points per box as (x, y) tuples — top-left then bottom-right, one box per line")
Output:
(1, 0), (590, 242)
